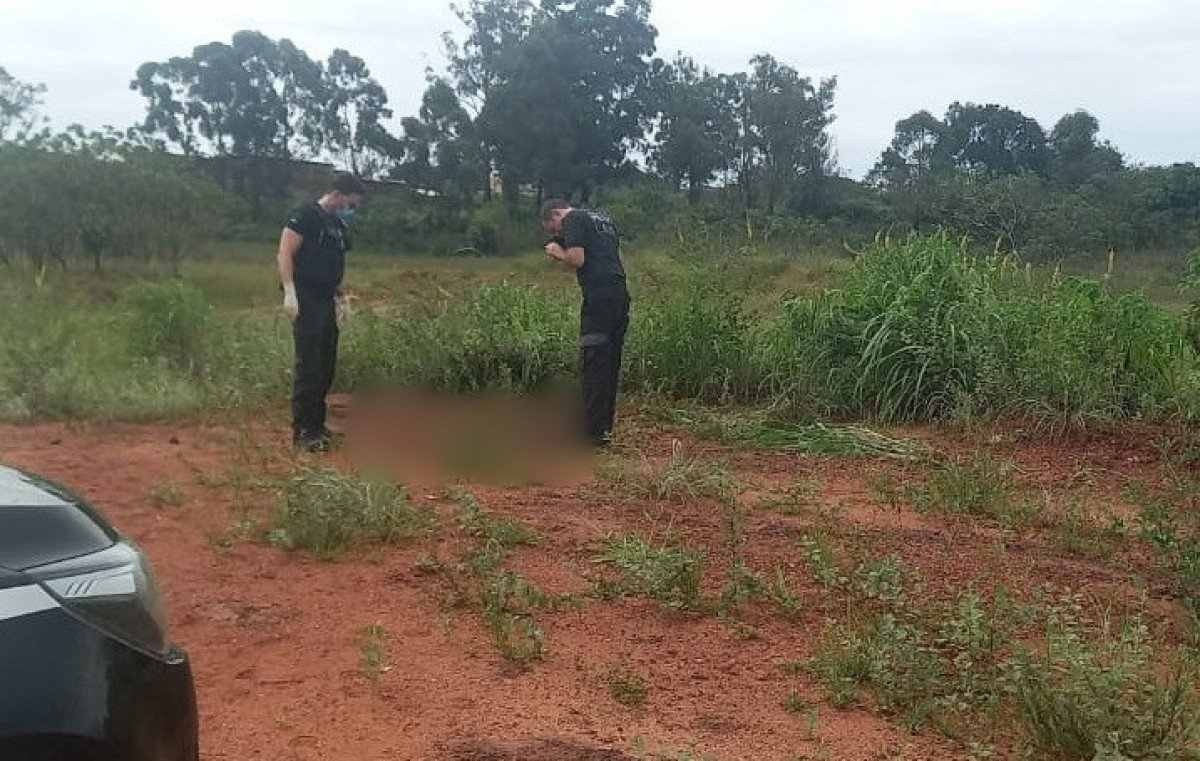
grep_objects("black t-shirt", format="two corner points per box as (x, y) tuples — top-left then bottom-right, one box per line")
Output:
(562, 208), (626, 296)
(285, 202), (350, 297)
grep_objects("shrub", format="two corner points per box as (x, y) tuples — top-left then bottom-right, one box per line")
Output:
(122, 280), (212, 373)
(759, 234), (1200, 427)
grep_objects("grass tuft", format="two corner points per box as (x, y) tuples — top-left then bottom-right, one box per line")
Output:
(598, 534), (705, 611)
(270, 467), (435, 560)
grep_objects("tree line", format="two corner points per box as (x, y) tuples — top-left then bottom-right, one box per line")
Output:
(2, 0), (1199, 264)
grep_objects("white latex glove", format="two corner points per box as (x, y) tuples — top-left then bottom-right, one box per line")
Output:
(335, 293), (352, 326)
(282, 283), (299, 321)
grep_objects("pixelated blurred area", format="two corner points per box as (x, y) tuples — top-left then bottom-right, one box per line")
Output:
(334, 390), (595, 487)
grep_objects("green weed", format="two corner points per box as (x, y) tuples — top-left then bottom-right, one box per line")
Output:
(1055, 498), (1127, 558)
(912, 455), (1036, 528)
(644, 442), (739, 504)
(852, 556), (907, 605)
(812, 590), (1021, 735)
(1013, 605), (1200, 760)
(480, 571), (547, 663)
(454, 488), (539, 574)
(719, 559), (765, 613)
(758, 479), (820, 516)
(767, 567), (803, 618)
(270, 467), (435, 559)
(598, 534), (705, 611)
(783, 689), (808, 714)
(800, 533), (846, 589)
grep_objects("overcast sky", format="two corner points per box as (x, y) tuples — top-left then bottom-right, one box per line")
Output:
(3, 0), (1197, 178)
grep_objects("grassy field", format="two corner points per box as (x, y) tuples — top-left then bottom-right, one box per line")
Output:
(4, 238), (1200, 758)
(1, 237), (1196, 426)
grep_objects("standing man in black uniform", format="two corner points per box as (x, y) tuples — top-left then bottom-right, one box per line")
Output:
(542, 198), (631, 447)
(277, 173), (366, 452)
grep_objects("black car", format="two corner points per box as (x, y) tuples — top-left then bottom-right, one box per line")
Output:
(0, 465), (199, 761)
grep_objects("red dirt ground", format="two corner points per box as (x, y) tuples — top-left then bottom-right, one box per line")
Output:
(1, 412), (1190, 761)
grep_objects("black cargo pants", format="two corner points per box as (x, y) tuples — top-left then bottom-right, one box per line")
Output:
(292, 289), (339, 441)
(579, 289), (631, 444)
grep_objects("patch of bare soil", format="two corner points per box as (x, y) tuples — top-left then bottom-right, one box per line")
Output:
(2, 413), (1186, 761)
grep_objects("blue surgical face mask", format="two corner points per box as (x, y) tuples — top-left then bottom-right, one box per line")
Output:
(336, 206), (356, 225)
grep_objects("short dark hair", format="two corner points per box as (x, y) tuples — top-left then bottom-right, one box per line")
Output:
(332, 172), (367, 196)
(540, 198), (571, 222)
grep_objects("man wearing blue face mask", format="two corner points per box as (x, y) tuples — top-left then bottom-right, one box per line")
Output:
(277, 172), (366, 452)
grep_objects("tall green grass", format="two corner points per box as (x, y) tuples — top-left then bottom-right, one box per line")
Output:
(3, 235), (1198, 430)
(757, 234), (1200, 428)
(339, 282), (574, 393)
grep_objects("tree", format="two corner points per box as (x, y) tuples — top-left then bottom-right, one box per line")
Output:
(445, 0), (657, 203)
(131, 31), (328, 159)
(874, 102), (1050, 185)
(0, 140), (223, 273)
(743, 54), (837, 214)
(940, 102), (1049, 176)
(648, 55), (734, 202)
(1049, 110), (1123, 188)
(325, 49), (397, 177)
(869, 110), (947, 188)
(0, 66), (49, 143)
(396, 77), (485, 205)
(444, 0), (535, 115)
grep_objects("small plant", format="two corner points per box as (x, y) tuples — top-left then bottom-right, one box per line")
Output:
(270, 467), (435, 560)
(934, 591), (1017, 715)
(358, 623), (389, 682)
(781, 660), (807, 676)
(1056, 498), (1126, 558)
(800, 533), (845, 589)
(768, 567), (803, 618)
(758, 479), (820, 516)
(869, 472), (905, 513)
(148, 482), (185, 509)
(1013, 606), (1200, 760)
(480, 571), (546, 663)
(606, 666), (650, 707)
(813, 612), (946, 731)
(454, 488), (538, 573)
(719, 559), (765, 612)
(810, 625), (872, 709)
(1138, 497), (1200, 617)
(912, 455), (1032, 527)
(642, 441), (739, 505)
(812, 591), (1022, 735)
(1140, 498), (1181, 551)
(598, 534), (705, 611)
(852, 556), (907, 604)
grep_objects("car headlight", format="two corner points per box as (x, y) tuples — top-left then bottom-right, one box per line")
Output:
(33, 542), (171, 657)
